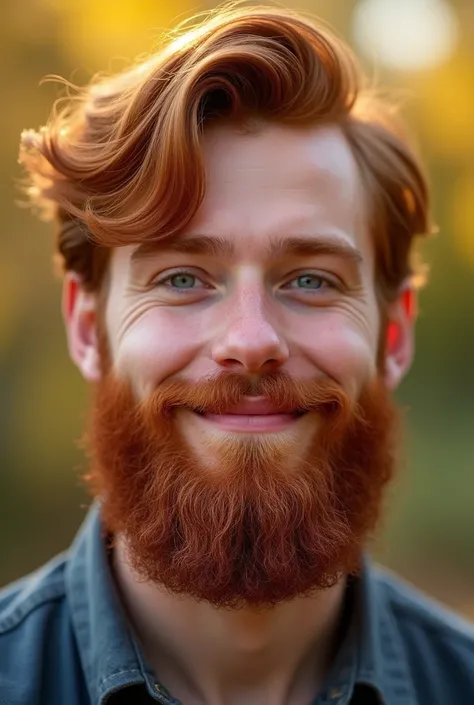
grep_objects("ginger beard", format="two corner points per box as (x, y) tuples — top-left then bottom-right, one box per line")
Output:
(82, 368), (399, 609)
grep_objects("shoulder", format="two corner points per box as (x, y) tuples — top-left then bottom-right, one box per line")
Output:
(0, 554), (80, 704)
(373, 565), (474, 703)
(0, 553), (67, 629)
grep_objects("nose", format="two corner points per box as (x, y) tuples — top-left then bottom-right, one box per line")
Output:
(211, 287), (289, 374)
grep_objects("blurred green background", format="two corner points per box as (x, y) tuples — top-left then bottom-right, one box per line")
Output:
(1, 0), (473, 614)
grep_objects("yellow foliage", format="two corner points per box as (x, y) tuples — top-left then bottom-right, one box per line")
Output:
(413, 52), (474, 159)
(451, 173), (474, 268)
(46, 0), (194, 70)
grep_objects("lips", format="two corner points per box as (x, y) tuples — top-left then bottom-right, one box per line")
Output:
(190, 397), (307, 433)
(224, 397), (300, 415)
(193, 396), (306, 418)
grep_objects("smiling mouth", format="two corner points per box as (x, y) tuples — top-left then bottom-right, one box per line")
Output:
(192, 398), (308, 433)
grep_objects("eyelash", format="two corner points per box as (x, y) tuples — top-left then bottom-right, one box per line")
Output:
(153, 269), (341, 293)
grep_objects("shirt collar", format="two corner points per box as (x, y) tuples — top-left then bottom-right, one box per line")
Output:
(64, 503), (417, 705)
(317, 555), (418, 705)
(65, 502), (171, 704)
(354, 555), (418, 705)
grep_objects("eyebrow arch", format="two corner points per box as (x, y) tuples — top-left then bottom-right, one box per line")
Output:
(265, 235), (363, 266)
(131, 235), (234, 263)
(130, 233), (363, 267)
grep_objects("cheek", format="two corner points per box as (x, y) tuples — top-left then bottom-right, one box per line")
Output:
(110, 309), (204, 398)
(297, 313), (378, 397)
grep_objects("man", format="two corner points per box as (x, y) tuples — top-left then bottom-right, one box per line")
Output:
(1, 5), (473, 704)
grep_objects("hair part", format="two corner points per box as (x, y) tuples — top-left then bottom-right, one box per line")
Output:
(19, 4), (432, 304)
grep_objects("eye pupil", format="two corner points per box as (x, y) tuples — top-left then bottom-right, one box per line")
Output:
(298, 274), (321, 289)
(171, 273), (195, 288)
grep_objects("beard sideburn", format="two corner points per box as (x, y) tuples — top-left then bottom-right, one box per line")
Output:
(82, 369), (399, 609)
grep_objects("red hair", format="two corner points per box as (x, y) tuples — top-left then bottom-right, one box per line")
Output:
(19, 5), (431, 304)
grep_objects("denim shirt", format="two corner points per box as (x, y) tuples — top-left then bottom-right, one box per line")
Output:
(1, 503), (474, 705)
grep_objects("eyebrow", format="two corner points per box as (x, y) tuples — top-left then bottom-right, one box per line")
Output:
(130, 234), (363, 268)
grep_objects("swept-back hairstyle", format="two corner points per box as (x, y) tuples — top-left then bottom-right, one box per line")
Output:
(19, 4), (431, 304)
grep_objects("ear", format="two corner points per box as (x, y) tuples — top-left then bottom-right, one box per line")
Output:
(383, 284), (417, 390)
(62, 272), (102, 382)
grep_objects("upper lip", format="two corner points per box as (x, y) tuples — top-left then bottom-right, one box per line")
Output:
(213, 397), (298, 415)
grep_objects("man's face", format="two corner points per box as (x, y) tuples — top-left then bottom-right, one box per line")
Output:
(106, 123), (380, 446)
(65, 122), (413, 606)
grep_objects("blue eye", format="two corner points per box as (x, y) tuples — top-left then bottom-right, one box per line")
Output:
(168, 272), (197, 289)
(153, 269), (209, 294)
(291, 274), (325, 289)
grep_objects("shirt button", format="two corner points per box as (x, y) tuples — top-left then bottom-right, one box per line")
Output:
(328, 687), (344, 699)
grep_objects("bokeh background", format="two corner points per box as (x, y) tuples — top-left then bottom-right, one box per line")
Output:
(1, 0), (473, 614)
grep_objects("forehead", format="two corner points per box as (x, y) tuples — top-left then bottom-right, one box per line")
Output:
(116, 121), (372, 268)
(184, 121), (370, 257)
(201, 121), (361, 199)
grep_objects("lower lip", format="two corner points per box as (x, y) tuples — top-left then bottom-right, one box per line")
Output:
(197, 412), (301, 433)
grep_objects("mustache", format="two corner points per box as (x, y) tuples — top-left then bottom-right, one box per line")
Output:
(144, 370), (357, 420)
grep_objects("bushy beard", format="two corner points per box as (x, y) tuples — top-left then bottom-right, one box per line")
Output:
(82, 369), (399, 609)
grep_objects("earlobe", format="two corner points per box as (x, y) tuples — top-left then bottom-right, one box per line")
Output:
(62, 273), (102, 382)
(383, 286), (417, 390)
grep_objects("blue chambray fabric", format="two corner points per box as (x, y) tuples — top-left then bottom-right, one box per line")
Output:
(1, 502), (474, 705)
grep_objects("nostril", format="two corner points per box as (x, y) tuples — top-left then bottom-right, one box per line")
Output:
(212, 328), (290, 372)
(220, 358), (241, 367)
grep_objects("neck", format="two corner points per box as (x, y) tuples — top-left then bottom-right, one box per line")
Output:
(112, 536), (349, 705)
